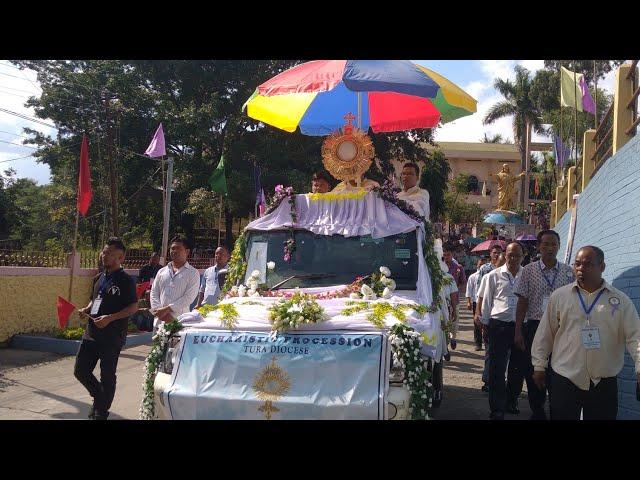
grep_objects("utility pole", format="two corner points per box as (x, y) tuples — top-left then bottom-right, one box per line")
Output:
(160, 157), (174, 265)
(104, 94), (119, 236)
(523, 121), (532, 208)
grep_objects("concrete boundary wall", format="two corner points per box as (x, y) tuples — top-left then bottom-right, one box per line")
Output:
(554, 133), (640, 419)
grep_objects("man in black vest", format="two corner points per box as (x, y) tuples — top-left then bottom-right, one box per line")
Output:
(75, 237), (138, 420)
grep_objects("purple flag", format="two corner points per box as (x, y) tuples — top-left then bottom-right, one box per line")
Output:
(579, 77), (596, 115)
(144, 123), (166, 157)
(553, 135), (570, 168)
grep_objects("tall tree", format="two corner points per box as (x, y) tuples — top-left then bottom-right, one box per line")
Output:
(481, 133), (506, 143)
(483, 65), (545, 206)
(419, 148), (450, 222)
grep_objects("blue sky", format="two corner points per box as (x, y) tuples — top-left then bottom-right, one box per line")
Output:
(0, 60), (618, 186)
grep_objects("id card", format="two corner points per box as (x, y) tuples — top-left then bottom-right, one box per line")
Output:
(542, 295), (550, 313)
(90, 296), (102, 316)
(581, 326), (601, 349)
(507, 296), (517, 308)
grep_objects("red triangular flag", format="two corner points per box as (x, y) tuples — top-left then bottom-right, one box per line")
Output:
(56, 296), (76, 329)
(136, 281), (151, 300)
(77, 135), (92, 216)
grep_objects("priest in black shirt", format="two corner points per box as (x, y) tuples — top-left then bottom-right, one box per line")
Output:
(75, 237), (138, 420)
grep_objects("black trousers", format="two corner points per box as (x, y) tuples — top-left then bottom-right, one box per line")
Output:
(74, 338), (122, 416)
(520, 320), (550, 417)
(550, 371), (618, 420)
(488, 319), (522, 416)
(472, 302), (483, 347)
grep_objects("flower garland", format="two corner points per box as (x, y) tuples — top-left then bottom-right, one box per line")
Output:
(139, 319), (184, 420)
(198, 303), (240, 329)
(267, 292), (327, 332)
(389, 323), (433, 420)
(341, 300), (430, 329)
(222, 231), (247, 297)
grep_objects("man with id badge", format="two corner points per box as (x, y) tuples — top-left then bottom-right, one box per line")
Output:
(74, 238), (138, 420)
(480, 242), (524, 420)
(513, 230), (574, 420)
(532, 246), (640, 420)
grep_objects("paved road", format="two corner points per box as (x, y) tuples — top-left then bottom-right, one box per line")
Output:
(432, 303), (545, 420)
(0, 303), (548, 420)
(0, 344), (150, 420)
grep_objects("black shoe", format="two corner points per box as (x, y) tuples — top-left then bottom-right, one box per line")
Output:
(474, 344), (482, 351)
(481, 384), (490, 393)
(506, 404), (520, 415)
(443, 352), (451, 361)
(91, 409), (109, 420)
(450, 340), (457, 350)
(88, 405), (96, 420)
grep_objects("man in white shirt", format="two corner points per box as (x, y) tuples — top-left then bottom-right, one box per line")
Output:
(466, 258), (486, 351)
(150, 235), (201, 329)
(196, 245), (230, 308)
(532, 246), (640, 420)
(396, 162), (430, 220)
(480, 242), (524, 420)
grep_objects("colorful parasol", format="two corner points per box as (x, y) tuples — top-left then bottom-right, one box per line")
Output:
(243, 60), (477, 135)
(471, 239), (507, 253)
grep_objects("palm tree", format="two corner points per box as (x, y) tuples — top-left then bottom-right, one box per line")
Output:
(483, 65), (544, 205)
(481, 133), (505, 143)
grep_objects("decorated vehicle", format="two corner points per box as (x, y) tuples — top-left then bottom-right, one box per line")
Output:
(144, 186), (453, 420)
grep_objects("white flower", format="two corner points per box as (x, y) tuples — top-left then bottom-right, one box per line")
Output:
(379, 266), (391, 277)
(267, 261), (276, 270)
(251, 291), (261, 297)
(386, 279), (397, 291)
(288, 304), (303, 314)
(251, 269), (261, 279)
(360, 284), (374, 297)
(238, 285), (247, 297)
(349, 292), (361, 299)
(382, 287), (392, 299)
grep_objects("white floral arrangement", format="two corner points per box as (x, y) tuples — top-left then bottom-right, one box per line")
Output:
(351, 266), (397, 300)
(389, 323), (433, 420)
(139, 320), (183, 420)
(267, 291), (327, 332)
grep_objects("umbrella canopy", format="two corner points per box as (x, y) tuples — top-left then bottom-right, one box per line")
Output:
(483, 211), (526, 225)
(471, 239), (507, 253)
(516, 234), (537, 242)
(243, 60), (477, 135)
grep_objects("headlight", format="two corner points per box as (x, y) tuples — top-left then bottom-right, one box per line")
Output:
(162, 334), (181, 374)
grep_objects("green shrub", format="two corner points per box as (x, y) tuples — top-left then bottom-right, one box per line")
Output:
(55, 327), (85, 340)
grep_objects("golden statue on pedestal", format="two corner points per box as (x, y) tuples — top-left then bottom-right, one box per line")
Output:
(489, 164), (525, 211)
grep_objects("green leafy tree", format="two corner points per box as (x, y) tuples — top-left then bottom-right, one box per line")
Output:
(419, 148), (450, 222)
(483, 65), (545, 206)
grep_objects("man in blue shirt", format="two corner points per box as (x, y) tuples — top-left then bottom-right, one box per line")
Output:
(196, 245), (230, 308)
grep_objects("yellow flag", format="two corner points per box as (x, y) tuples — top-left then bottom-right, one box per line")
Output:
(560, 66), (584, 112)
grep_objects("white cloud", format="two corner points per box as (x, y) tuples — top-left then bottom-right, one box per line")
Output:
(0, 61), (53, 184)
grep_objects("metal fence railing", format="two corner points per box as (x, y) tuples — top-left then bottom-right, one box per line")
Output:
(0, 250), (69, 268)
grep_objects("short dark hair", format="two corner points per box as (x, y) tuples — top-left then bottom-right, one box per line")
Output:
(403, 162), (420, 176)
(216, 245), (230, 254)
(170, 234), (192, 251)
(579, 245), (605, 264)
(312, 171), (332, 184)
(537, 229), (561, 245)
(106, 237), (126, 253)
(443, 244), (454, 253)
(490, 245), (503, 253)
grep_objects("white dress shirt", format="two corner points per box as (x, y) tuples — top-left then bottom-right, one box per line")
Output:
(200, 264), (223, 305)
(480, 264), (523, 325)
(150, 261), (201, 327)
(396, 185), (430, 220)
(466, 271), (480, 302)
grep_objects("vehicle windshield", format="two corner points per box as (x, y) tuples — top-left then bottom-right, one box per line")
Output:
(244, 229), (419, 290)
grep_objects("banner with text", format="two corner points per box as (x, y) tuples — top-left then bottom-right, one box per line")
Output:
(166, 330), (388, 420)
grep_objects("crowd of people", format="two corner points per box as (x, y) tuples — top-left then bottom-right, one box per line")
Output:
(454, 230), (640, 420)
(71, 163), (640, 421)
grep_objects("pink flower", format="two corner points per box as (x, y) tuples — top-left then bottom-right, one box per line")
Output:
(275, 184), (284, 194)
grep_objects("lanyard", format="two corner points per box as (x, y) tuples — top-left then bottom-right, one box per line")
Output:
(539, 260), (559, 290)
(98, 272), (114, 297)
(576, 288), (605, 323)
